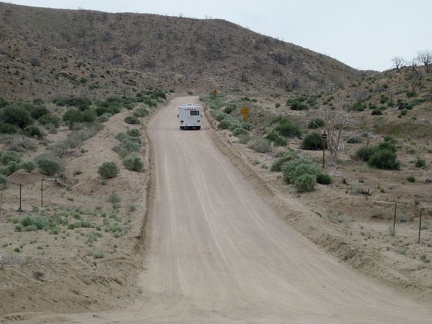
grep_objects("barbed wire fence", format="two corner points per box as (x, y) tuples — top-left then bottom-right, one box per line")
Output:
(0, 177), (75, 216)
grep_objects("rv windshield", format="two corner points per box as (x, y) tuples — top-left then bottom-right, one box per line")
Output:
(190, 111), (199, 116)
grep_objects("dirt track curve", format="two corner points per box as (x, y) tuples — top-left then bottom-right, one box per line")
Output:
(30, 97), (432, 323)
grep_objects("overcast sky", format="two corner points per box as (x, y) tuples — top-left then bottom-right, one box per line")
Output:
(4, 0), (431, 71)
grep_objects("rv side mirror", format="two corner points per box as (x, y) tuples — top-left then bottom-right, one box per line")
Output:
(177, 115), (179, 118)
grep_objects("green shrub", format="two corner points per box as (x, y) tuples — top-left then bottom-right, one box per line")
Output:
(0, 122), (19, 134)
(37, 156), (63, 176)
(54, 97), (91, 110)
(371, 108), (382, 115)
(210, 110), (227, 122)
(301, 132), (326, 150)
(21, 215), (48, 230)
(232, 128), (249, 137)
(274, 119), (302, 138)
(307, 118), (325, 129)
(224, 104), (236, 114)
(273, 136), (287, 147)
(38, 114), (61, 128)
(123, 155), (145, 172)
(317, 173), (332, 185)
(270, 151), (299, 172)
(294, 174), (316, 192)
(266, 132), (287, 147)
(21, 160), (37, 172)
(23, 125), (44, 138)
(25, 104), (49, 119)
(241, 123), (253, 131)
(5, 162), (20, 175)
(383, 135), (397, 144)
(62, 109), (82, 128)
(378, 142), (397, 153)
(350, 102), (366, 112)
(126, 128), (141, 137)
(415, 158), (425, 168)
(0, 151), (22, 165)
(238, 134), (251, 144)
(0, 105), (33, 129)
(289, 101), (308, 111)
(248, 138), (272, 153)
(406, 175), (415, 183)
(113, 139), (140, 158)
(356, 146), (377, 162)
(281, 157), (320, 184)
(133, 108), (149, 118)
(98, 161), (119, 179)
(218, 119), (231, 130)
(368, 149), (400, 170)
(0, 174), (7, 189)
(124, 116), (140, 124)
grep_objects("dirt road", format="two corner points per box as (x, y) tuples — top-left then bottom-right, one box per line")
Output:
(33, 97), (432, 323)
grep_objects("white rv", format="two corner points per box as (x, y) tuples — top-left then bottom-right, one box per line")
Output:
(178, 103), (202, 130)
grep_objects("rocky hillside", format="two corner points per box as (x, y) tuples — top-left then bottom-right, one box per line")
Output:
(0, 2), (367, 100)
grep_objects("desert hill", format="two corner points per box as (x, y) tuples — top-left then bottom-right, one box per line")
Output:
(0, 2), (367, 100)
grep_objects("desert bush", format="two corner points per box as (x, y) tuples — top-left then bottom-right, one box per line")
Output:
(356, 146), (377, 162)
(368, 149), (400, 170)
(224, 103), (236, 114)
(124, 116), (140, 125)
(25, 104), (49, 120)
(23, 125), (44, 139)
(21, 160), (37, 172)
(0, 122), (19, 134)
(20, 215), (49, 231)
(5, 162), (20, 175)
(371, 108), (382, 115)
(232, 128), (249, 137)
(415, 158), (426, 168)
(80, 110), (97, 123)
(62, 109), (81, 128)
(274, 119), (302, 138)
(114, 132), (128, 142)
(211, 110), (227, 122)
(248, 137), (272, 153)
(307, 118), (325, 129)
(54, 97), (91, 110)
(0, 97), (8, 108)
(133, 108), (149, 118)
(271, 150), (299, 172)
(281, 157), (320, 185)
(218, 119), (231, 130)
(317, 173), (332, 184)
(126, 128), (141, 137)
(37, 156), (63, 176)
(349, 102), (366, 112)
(378, 141), (397, 153)
(5, 135), (37, 152)
(273, 136), (287, 147)
(38, 114), (61, 128)
(238, 134), (251, 144)
(301, 132), (326, 150)
(98, 161), (119, 179)
(406, 175), (415, 183)
(123, 155), (145, 172)
(0, 151), (22, 165)
(0, 105), (33, 129)
(294, 174), (316, 192)
(266, 131), (287, 146)
(0, 174), (7, 189)
(113, 139), (140, 158)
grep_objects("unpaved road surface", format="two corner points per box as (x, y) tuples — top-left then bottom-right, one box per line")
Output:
(30, 97), (432, 323)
